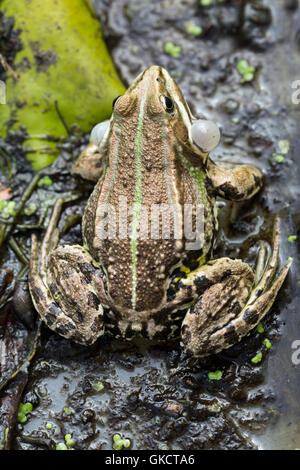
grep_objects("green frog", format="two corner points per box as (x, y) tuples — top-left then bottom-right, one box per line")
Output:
(29, 66), (290, 356)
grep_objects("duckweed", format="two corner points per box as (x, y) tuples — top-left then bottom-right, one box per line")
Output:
(164, 42), (181, 58)
(208, 370), (223, 380)
(237, 59), (256, 82)
(112, 434), (131, 450)
(38, 176), (53, 187)
(17, 403), (33, 424)
(184, 21), (202, 36)
(251, 352), (262, 364)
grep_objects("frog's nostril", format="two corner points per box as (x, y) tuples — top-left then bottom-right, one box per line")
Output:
(191, 119), (220, 152)
(90, 120), (110, 146)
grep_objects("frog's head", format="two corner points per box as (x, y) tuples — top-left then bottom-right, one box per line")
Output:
(91, 66), (220, 158)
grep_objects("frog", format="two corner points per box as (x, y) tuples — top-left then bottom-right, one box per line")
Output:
(28, 66), (291, 356)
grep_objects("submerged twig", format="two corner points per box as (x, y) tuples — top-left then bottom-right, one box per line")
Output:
(0, 148), (16, 180)
(0, 173), (42, 250)
(55, 100), (70, 135)
(8, 237), (29, 265)
(0, 53), (18, 81)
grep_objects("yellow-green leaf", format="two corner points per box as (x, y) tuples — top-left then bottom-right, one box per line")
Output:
(0, 0), (125, 170)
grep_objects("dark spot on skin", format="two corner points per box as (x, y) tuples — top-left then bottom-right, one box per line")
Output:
(220, 270), (232, 282)
(61, 268), (72, 279)
(189, 298), (202, 315)
(185, 258), (200, 271)
(49, 283), (57, 297)
(229, 300), (241, 315)
(124, 325), (135, 339)
(194, 276), (213, 295)
(243, 308), (260, 325)
(87, 291), (101, 310)
(167, 286), (176, 300)
(78, 262), (97, 281)
(46, 303), (63, 326)
(181, 324), (191, 346)
(205, 176), (217, 198)
(32, 286), (46, 303)
(77, 310), (83, 322)
(141, 322), (149, 339)
(56, 322), (76, 336)
(219, 182), (241, 200)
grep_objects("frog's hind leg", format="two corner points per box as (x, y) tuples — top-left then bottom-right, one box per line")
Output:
(181, 217), (291, 356)
(29, 199), (106, 346)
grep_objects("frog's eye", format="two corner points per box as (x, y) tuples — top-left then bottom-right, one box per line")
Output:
(160, 95), (174, 113)
(112, 95), (122, 108)
(191, 119), (220, 152)
(90, 120), (110, 146)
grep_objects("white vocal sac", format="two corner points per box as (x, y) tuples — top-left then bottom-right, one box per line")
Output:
(191, 119), (220, 152)
(90, 120), (110, 146)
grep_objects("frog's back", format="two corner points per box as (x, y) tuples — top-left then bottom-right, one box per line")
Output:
(82, 65), (217, 314)
(83, 123), (216, 314)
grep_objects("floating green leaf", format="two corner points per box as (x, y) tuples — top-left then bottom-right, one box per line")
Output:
(184, 21), (202, 36)
(257, 322), (264, 334)
(112, 433), (131, 450)
(263, 338), (272, 349)
(237, 59), (256, 83)
(208, 370), (223, 380)
(38, 176), (53, 187)
(1, 0), (125, 170)
(17, 402), (33, 423)
(164, 42), (182, 58)
(251, 352), (262, 364)
(0, 200), (16, 218)
(56, 442), (68, 450)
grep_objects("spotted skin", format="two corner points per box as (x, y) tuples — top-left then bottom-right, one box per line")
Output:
(181, 219), (291, 356)
(29, 216), (106, 346)
(28, 66), (290, 354)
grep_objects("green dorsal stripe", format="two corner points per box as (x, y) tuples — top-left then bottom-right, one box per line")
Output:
(130, 89), (147, 309)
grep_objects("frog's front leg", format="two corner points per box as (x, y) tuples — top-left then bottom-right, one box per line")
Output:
(207, 158), (263, 200)
(29, 200), (106, 345)
(180, 219), (291, 356)
(71, 119), (111, 182)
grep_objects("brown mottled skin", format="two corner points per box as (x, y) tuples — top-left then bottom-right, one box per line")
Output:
(29, 66), (291, 356)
